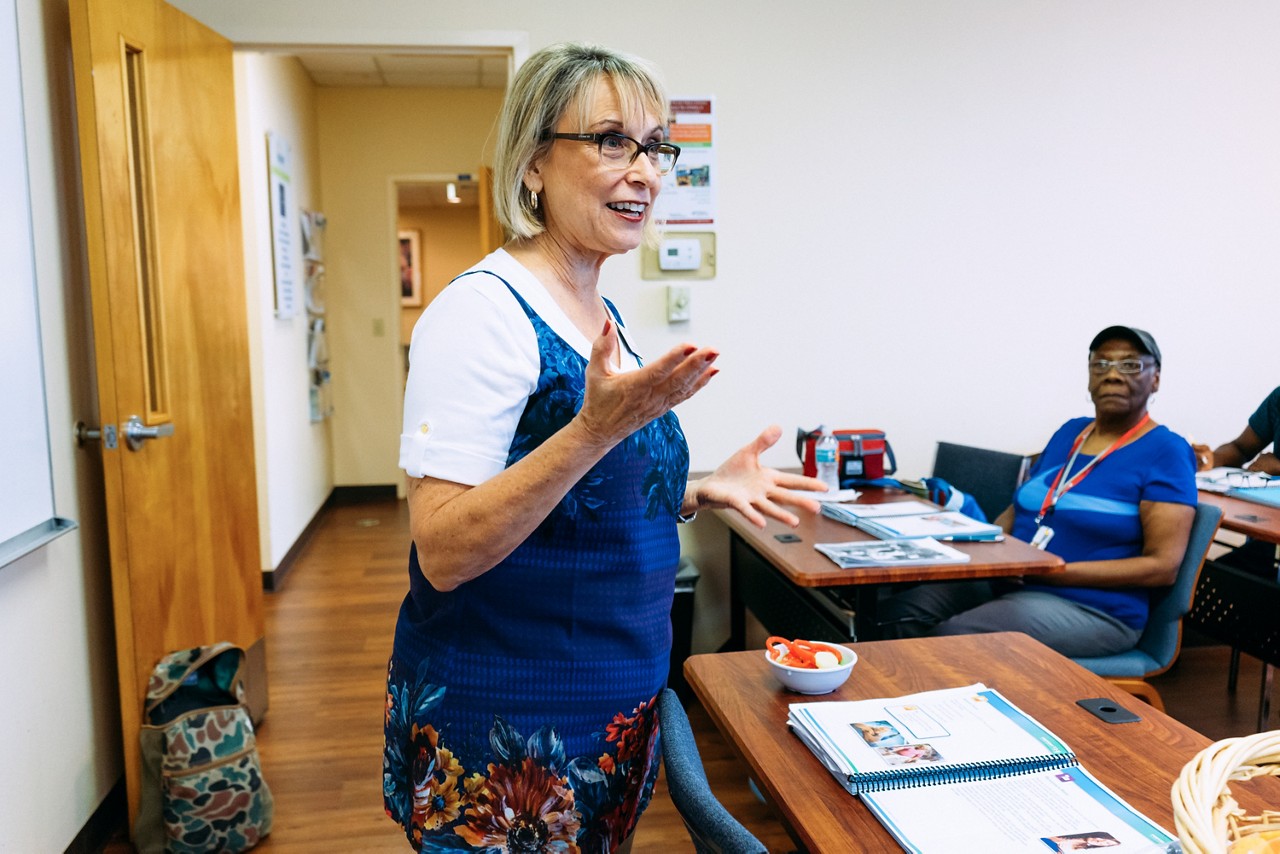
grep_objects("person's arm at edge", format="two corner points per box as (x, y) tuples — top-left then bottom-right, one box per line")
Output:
(993, 505), (1014, 534)
(1210, 425), (1267, 470)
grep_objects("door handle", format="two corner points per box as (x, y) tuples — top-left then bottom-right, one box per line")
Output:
(124, 415), (175, 451)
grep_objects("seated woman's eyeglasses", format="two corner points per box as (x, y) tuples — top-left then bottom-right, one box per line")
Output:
(552, 132), (680, 175)
(1088, 358), (1149, 375)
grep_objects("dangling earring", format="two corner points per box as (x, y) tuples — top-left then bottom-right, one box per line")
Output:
(530, 190), (539, 211)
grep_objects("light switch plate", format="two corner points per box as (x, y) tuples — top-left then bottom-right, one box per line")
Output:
(667, 285), (691, 323)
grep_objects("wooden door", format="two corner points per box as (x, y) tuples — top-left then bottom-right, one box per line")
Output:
(478, 166), (505, 255)
(68, 0), (264, 826)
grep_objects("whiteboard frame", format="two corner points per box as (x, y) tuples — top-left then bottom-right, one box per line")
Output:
(0, 0), (75, 570)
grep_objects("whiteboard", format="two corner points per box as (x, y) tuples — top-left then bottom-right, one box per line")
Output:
(0, 0), (74, 568)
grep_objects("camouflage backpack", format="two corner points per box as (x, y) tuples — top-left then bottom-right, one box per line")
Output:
(133, 642), (274, 853)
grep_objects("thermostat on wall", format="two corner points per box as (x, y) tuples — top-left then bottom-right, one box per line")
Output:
(658, 237), (702, 271)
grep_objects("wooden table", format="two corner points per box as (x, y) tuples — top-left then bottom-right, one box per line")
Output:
(685, 632), (1280, 854)
(1198, 489), (1280, 544)
(715, 492), (1063, 646)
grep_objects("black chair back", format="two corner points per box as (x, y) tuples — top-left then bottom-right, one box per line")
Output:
(931, 442), (1032, 522)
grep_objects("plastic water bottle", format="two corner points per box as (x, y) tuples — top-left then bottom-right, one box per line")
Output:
(815, 428), (841, 492)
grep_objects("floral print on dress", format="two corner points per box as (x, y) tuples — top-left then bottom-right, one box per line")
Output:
(383, 660), (660, 853)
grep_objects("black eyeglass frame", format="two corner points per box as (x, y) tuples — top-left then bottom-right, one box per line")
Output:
(551, 132), (681, 174)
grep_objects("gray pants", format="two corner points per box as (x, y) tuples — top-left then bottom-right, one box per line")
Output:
(877, 581), (1141, 658)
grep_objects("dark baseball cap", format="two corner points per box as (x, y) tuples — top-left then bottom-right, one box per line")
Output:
(1089, 325), (1161, 367)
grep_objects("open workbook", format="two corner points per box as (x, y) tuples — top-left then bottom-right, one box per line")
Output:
(788, 684), (1179, 853)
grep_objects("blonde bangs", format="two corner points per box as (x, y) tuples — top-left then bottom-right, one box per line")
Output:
(492, 43), (670, 244)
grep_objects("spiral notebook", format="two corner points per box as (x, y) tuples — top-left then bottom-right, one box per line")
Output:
(788, 684), (1178, 853)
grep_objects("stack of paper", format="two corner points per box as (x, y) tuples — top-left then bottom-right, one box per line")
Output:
(821, 500), (1003, 542)
(820, 499), (938, 526)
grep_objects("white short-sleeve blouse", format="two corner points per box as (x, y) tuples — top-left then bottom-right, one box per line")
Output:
(399, 249), (642, 485)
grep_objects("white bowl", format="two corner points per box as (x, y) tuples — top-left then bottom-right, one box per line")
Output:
(765, 645), (857, 694)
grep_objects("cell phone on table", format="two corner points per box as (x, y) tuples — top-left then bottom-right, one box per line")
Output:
(1076, 697), (1141, 724)
(774, 533), (802, 543)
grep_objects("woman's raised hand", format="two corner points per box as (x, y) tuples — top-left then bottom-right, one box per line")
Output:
(687, 425), (826, 528)
(575, 319), (719, 447)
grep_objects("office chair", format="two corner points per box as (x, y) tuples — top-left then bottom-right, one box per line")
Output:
(657, 688), (768, 854)
(930, 442), (1032, 523)
(1186, 555), (1280, 732)
(1072, 503), (1222, 712)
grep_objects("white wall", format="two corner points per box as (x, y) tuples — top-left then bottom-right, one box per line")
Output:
(2, 0), (121, 848)
(169, 0), (1280, 656)
(12, 1), (1280, 845)
(234, 53), (334, 569)
(174, 0), (1277, 482)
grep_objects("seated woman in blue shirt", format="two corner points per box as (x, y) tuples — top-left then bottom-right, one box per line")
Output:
(880, 326), (1197, 658)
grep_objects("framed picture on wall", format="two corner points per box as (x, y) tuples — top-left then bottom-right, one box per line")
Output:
(399, 229), (422, 306)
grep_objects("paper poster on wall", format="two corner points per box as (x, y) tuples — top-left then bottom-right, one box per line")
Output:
(267, 131), (298, 319)
(655, 97), (715, 228)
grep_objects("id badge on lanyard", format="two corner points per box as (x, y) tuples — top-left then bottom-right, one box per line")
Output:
(1032, 414), (1150, 551)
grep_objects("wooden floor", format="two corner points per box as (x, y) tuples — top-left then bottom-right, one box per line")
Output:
(106, 498), (1277, 852)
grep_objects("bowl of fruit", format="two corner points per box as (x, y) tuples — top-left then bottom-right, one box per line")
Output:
(764, 636), (857, 694)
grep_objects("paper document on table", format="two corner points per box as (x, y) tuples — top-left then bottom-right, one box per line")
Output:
(853, 510), (1004, 542)
(820, 499), (938, 521)
(863, 765), (1179, 854)
(788, 683), (1073, 794)
(814, 537), (971, 568)
(805, 488), (863, 503)
(821, 501), (1003, 541)
(787, 683), (1177, 853)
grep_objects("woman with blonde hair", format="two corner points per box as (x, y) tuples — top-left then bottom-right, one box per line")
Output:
(382, 42), (822, 852)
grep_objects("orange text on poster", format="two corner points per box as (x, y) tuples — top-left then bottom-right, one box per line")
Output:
(670, 124), (712, 144)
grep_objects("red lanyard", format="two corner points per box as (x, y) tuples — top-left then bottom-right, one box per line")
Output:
(1036, 414), (1151, 523)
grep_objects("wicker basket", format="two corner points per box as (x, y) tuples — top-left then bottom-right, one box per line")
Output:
(1173, 730), (1280, 854)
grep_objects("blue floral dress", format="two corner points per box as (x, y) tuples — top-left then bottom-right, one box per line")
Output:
(384, 273), (690, 853)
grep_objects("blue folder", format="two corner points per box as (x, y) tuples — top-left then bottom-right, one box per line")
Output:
(1226, 485), (1280, 509)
